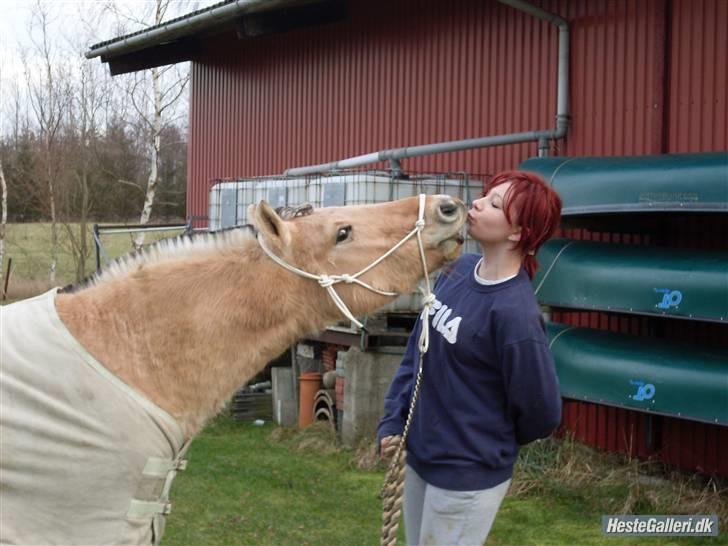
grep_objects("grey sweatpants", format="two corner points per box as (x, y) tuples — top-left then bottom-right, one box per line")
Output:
(403, 465), (511, 546)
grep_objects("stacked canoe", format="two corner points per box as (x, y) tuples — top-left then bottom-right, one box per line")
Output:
(522, 152), (728, 427)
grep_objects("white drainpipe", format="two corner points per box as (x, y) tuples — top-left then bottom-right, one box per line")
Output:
(285, 0), (569, 176)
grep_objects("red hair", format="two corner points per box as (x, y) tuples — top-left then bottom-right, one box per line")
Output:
(483, 170), (562, 279)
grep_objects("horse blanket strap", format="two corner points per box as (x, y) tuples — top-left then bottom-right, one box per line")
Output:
(142, 453), (189, 478)
(128, 500), (173, 518)
(0, 289), (187, 546)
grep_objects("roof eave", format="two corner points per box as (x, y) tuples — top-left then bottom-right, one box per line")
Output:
(85, 0), (296, 61)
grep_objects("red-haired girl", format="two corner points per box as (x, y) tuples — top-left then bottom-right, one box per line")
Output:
(378, 171), (563, 546)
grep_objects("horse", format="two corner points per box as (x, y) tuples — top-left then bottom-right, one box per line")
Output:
(0, 194), (466, 546)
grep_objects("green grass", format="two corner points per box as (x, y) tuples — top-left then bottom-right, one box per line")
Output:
(165, 418), (395, 546)
(164, 416), (727, 546)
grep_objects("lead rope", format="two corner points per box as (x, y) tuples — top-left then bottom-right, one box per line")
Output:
(380, 213), (436, 546)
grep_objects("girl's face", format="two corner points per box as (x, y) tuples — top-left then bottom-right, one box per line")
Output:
(466, 181), (522, 246)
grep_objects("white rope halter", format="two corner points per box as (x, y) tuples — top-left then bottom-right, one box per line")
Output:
(257, 193), (436, 345)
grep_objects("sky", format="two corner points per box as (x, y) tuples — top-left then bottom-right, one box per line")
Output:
(0, 1), (221, 54)
(0, 0), (219, 132)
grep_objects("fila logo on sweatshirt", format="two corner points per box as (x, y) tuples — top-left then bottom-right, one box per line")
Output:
(425, 297), (462, 344)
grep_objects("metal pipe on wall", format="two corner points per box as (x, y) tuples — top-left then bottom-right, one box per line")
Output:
(285, 0), (570, 176)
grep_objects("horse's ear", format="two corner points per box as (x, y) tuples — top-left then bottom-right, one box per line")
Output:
(253, 200), (292, 248)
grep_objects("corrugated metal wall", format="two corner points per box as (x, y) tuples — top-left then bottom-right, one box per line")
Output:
(188, 0), (677, 214)
(668, 0), (728, 152)
(653, 0), (727, 476)
(186, 0), (728, 475)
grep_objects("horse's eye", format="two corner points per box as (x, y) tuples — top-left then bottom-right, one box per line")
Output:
(336, 226), (352, 244)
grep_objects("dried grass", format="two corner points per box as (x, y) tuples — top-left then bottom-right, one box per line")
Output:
(2, 277), (55, 303)
(268, 427), (728, 527)
(351, 438), (383, 471)
(512, 434), (728, 528)
(269, 422), (341, 456)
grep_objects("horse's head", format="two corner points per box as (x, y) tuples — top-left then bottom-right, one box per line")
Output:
(251, 195), (466, 318)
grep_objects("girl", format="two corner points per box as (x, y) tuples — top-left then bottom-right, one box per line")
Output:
(378, 170), (563, 546)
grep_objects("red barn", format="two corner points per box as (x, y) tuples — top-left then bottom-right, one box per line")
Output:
(88, 0), (727, 476)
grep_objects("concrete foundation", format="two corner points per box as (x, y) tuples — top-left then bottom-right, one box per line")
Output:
(341, 347), (403, 448)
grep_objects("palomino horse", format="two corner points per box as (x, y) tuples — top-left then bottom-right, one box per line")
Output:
(0, 195), (466, 546)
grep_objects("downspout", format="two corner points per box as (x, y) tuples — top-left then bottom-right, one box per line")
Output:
(285, 0), (569, 176)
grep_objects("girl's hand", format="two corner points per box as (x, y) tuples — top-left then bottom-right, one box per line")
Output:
(379, 435), (399, 461)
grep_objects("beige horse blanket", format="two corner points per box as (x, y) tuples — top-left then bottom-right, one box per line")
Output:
(1, 289), (186, 546)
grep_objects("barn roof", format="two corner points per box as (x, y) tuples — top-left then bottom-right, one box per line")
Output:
(85, 0), (346, 75)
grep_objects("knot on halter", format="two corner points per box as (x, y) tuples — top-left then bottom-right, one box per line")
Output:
(318, 275), (335, 288)
(415, 219), (426, 231)
(421, 292), (436, 307)
(340, 274), (355, 284)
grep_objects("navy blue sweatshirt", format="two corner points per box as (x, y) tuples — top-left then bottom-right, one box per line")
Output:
(377, 253), (562, 491)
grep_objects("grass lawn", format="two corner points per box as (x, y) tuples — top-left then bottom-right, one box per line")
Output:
(2, 222), (185, 300)
(164, 417), (727, 546)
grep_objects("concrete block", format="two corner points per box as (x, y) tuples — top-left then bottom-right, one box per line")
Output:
(341, 347), (403, 448)
(271, 367), (297, 427)
(296, 342), (322, 374)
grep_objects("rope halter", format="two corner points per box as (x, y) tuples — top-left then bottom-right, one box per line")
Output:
(256, 194), (437, 331)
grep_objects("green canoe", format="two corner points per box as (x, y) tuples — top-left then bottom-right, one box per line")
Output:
(546, 322), (728, 425)
(534, 238), (728, 323)
(521, 152), (728, 216)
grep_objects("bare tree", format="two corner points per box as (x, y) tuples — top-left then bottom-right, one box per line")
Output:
(104, 0), (190, 249)
(0, 1), (191, 292)
(60, 39), (108, 281)
(24, 1), (71, 283)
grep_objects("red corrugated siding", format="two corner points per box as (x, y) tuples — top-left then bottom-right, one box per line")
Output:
(668, 0), (728, 152)
(185, 0), (728, 475)
(188, 0), (559, 191)
(661, 417), (728, 476)
(188, 0), (671, 215)
(656, 0), (728, 475)
(560, 400), (653, 459)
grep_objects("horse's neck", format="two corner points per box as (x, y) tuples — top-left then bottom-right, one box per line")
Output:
(55, 251), (323, 438)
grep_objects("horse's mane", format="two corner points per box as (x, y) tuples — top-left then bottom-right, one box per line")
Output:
(59, 226), (255, 294)
(60, 203), (316, 294)
(275, 203), (313, 219)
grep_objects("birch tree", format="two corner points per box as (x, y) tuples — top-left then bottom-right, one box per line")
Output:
(0, 159), (7, 285)
(105, 0), (190, 249)
(0, 50), (6, 284)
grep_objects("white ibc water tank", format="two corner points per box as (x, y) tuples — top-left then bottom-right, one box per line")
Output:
(209, 172), (482, 314)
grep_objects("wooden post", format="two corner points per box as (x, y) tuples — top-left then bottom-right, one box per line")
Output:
(2, 257), (12, 301)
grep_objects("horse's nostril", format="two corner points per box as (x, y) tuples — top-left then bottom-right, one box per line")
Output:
(439, 202), (458, 216)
